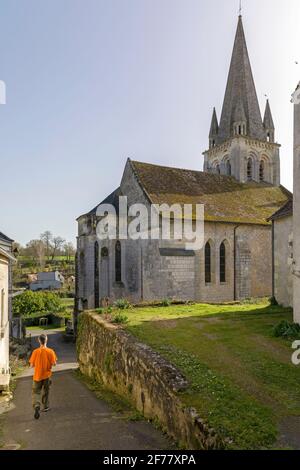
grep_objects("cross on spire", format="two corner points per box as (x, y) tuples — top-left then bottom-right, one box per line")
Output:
(239, 0), (242, 16)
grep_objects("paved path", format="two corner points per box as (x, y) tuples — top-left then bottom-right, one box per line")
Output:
(2, 330), (172, 450)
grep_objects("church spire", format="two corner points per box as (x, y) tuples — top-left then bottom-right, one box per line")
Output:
(216, 15), (265, 144)
(209, 107), (219, 148)
(263, 99), (275, 142)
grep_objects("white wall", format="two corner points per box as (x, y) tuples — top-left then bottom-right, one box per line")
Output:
(0, 254), (10, 389)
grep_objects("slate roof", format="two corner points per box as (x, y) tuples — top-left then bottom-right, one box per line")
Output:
(268, 199), (293, 221)
(130, 160), (290, 225)
(0, 231), (13, 243)
(77, 188), (121, 219)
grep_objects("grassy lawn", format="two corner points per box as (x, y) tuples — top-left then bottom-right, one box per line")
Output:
(26, 325), (65, 332)
(122, 300), (299, 450)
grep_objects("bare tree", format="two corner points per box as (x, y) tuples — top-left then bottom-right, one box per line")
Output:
(63, 242), (75, 261)
(26, 240), (46, 269)
(40, 231), (53, 260)
(51, 236), (65, 261)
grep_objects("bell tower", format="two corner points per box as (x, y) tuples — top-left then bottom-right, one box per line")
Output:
(203, 16), (280, 186)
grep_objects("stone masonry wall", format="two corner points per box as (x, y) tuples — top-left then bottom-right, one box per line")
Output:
(77, 312), (224, 450)
(273, 216), (293, 307)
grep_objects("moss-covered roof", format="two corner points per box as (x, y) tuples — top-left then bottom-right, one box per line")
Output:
(131, 160), (291, 225)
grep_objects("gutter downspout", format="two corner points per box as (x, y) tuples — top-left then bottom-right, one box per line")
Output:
(233, 225), (241, 301)
(271, 221), (275, 299)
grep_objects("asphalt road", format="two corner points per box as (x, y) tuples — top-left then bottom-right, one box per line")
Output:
(2, 330), (173, 450)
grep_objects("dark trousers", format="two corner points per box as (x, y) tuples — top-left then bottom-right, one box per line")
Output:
(32, 378), (51, 409)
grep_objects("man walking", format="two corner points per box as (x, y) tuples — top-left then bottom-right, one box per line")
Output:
(29, 334), (57, 420)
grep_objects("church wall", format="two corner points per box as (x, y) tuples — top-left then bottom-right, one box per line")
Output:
(235, 224), (272, 300)
(273, 216), (293, 307)
(197, 222), (272, 302)
(198, 222), (235, 303)
(77, 218), (273, 308)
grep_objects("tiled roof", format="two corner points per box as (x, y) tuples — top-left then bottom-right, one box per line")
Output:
(131, 160), (290, 225)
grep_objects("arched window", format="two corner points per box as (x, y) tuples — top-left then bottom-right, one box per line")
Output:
(220, 242), (226, 283)
(94, 241), (99, 308)
(247, 159), (253, 180)
(101, 247), (109, 258)
(115, 241), (122, 283)
(205, 242), (211, 284)
(226, 160), (232, 176)
(216, 164), (220, 175)
(259, 161), (264, 182)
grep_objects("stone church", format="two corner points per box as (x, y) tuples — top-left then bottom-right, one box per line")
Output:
(76, 15), (290, 310)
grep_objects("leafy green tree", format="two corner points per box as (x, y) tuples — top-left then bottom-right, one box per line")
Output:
(13, 291), (63, 317)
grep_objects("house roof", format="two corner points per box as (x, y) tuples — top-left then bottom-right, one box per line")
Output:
(268, 199), (293, 221)
(130, 160), (291, 225)
(0, 231), (14, 243)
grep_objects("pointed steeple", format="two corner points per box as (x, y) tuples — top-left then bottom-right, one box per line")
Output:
(209, 107), (219, 136)
(263, 99), (275, 142)
(263, 99), (274, 130)
(217, 16), (265, 144)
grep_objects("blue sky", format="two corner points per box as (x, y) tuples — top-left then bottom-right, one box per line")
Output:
(0, 0), (299, 245)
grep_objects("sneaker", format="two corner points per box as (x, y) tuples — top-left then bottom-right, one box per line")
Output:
(34, 406), (40, 420)
(42, 407), (50, 412)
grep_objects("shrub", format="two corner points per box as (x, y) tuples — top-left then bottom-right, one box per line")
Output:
(161, 298), (171, 307)
(114, 299), (131, 310)
(13, 291), (63, 317)
(42, 292), (63, 313)
(95, 308), (103, 315)
(112, 312), (129, 324)
(273, 320), (300, 339)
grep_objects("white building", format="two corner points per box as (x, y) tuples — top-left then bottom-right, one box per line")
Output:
(0, 243), (15, 391)
(292, 83), (300, 324)
(270, 83), (300, 324)
(30, 271), (65, 291)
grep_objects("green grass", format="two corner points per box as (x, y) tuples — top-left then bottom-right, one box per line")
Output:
(120, 300), (299, 450)
(26, 325), (65, 331)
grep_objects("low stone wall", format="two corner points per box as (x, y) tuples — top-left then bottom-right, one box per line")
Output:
(77, 312), (224, 450)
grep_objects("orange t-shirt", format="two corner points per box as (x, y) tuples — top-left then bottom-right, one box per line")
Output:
(29, 347), (57, 382)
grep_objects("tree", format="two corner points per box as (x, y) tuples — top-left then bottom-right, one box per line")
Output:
(51, 236), (65, 261)
(26, 239), (46, 269)
(40, 231), (53, 260)
(63, 242), (75, 261)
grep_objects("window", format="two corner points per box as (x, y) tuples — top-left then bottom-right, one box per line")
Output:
(220, 242), (226, 283)
(226, 160), (232, 176)
(101, 247), (109, 258)
(115, 241), (122, 283)
(216, 164), (220, 175)
(259, 161), (264, 182)
(247, 159), (253, 180)
(205, 242), (211, 284)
